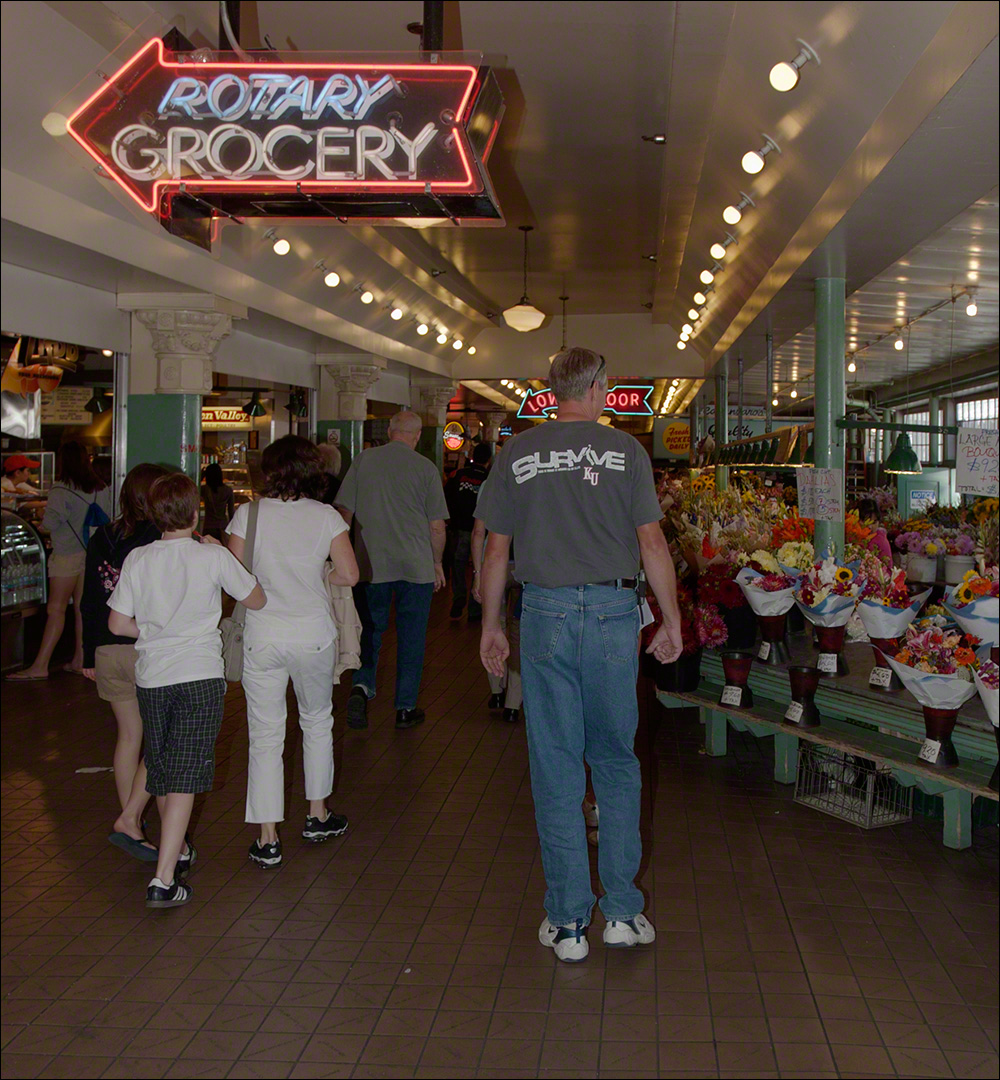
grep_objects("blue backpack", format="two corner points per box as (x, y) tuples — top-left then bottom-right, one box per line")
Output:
(82, 499), (111, 547)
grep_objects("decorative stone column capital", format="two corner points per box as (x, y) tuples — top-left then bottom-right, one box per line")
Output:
(317, 354), (387, 423)
(324, 364), (386, 396)
(413, 380), (457, 427)
(133, 308), (233, 394)
(485, 410), (508, 428)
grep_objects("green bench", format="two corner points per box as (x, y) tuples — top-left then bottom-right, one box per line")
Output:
(656, 642), (997, 850)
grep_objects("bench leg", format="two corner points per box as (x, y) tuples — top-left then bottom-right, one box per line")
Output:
(940, 788), (973, 850)
(704, 708), (728, 757)
(773, 732), (799, 785)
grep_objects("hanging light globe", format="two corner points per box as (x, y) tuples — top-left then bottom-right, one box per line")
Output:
(503, 225), (546, 332)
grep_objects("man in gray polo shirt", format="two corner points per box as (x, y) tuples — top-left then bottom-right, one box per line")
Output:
(479, 348), (683, 962)
(336, 411), (449, 730)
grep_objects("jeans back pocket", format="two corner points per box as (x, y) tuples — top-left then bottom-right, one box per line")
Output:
(521, 607), (567, 663)
(598, 607), (640, 664)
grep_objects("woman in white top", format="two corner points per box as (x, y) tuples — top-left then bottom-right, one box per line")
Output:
(228, 435), (359, 869)
(8, 441), (113, 680)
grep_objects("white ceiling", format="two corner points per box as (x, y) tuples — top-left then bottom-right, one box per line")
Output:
(0, 1), (997, 404)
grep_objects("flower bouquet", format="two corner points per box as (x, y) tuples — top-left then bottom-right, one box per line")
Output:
(942, 530), (976, 584)
(644, 581), (728, 693)
(972, 659), (999, 790)
(736, 567), (797, 665)
(884, 624), (980, 769)
(698, 560), (754, 649)
(776, 540), (815, 578)
(794, 559), (862, 677)
(943, 566), (999, 655)
(894, 530), (942, 583)
(857, 558), (931, 691)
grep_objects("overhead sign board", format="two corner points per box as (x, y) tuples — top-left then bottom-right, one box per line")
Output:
(518, 385), (654, 419)
(66, 38), (504, 241)
(202, 406), (252, 429)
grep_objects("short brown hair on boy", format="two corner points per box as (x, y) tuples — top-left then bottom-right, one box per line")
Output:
(148, 473), (200, 532)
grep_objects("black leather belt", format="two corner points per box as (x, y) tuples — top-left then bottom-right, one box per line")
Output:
(591, 578), (639, 589)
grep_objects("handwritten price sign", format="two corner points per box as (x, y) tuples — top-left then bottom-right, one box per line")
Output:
(956, 427), (999, 498)
(797, 467), (843, 521)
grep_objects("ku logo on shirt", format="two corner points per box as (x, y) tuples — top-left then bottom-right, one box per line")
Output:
(510, 445), (627, 486)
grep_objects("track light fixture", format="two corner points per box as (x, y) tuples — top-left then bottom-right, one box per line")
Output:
(723, 191), (755, 226)
(700, 262), (722, 285)
(315, 261), (340, 287)
(642, 253), (658, 262)
(966, 289), (978, 317)
(893, 330), (905, 351)
(360, 289), (374, 304)
(101, 348), (114, 357)
(681, 324), (693, 335)
(769, 39), (820, 92)
(772, 397), (779, 407)
(641, 133), (667, 144)
(416, 322), (429, 335)
(687, 308), (700, 321)
(452, 339), (464, 350)
(264, 229), (290, 255)
(741, 134), (780, 175)
(676, 340), (686, 350)
(390, 307), (404, 320)
(436, 331), (448, 345)
(709, 233), (738, 261)
(790, 389), (798, 399)
(467, 346), (477, 355)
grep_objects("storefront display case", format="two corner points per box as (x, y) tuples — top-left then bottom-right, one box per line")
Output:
(1, 510), (47, 671)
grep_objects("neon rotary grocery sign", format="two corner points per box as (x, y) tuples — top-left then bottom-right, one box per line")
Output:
(517, 385), (654, 419)
(65, 38), (501, 219)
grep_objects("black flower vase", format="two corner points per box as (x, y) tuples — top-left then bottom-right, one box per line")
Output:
(654, 649), (703, 693)
(722, 604), (756, 650)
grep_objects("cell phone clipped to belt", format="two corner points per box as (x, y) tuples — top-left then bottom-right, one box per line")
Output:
(636, 570), (654, 630)
(636, 570), (647, 599)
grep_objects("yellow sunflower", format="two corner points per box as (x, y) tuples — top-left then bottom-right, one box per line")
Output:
(955, 583), (974, 605)
(834, 567), (853, 584)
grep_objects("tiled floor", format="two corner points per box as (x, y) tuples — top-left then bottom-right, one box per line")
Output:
(2, 593), (998, 1079)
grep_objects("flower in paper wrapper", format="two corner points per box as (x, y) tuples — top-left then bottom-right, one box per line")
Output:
(695, 605), (728, 650)
(835, 567), (854, 585)
(749, 549), (779, 574)
(718, 579), (744, 609)
(956, 583), (974, 605)
(977, 659), (1000, 691)
(942, 567), (999, 646)
(973, 662), (999, 728)
(954, 646), (977, 667)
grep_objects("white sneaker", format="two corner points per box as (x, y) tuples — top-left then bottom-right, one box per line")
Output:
(582, 798), (599, 827)
(539, 917), (589, 962)
(603, 913), (656, 948)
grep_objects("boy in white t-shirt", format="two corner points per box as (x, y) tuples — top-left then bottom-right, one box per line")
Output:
(109, 473), (265, 909)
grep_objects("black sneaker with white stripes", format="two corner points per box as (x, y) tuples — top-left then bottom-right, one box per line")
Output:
(302, 812), (348, 842)
(248, 839), (282, 868)
(146, 878), (192, 909)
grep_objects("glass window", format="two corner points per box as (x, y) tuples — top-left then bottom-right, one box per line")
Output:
(956, 396), (999, 429)
(903, 411), (930, 463)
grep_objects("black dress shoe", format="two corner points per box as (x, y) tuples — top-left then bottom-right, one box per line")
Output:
(488, 693), (505, 710)
(449, 602), (463, 619)
(346, 687), (368, 729)
(395, 708), (426, 729)
(502, 707), (520, 723)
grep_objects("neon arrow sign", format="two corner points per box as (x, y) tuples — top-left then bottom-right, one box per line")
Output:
(517, 385), (654, 419)
(66, 38), (502, 224)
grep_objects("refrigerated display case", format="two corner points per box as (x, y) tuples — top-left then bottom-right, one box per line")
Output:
(1, 510), (47, 672)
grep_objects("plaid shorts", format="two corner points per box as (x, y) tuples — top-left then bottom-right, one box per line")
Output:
(136, 679), (227, 796)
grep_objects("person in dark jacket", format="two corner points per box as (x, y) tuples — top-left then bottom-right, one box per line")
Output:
(200, 462), (235, 541)
(445, 442), (492, 620)
(80, 463), (168, 861)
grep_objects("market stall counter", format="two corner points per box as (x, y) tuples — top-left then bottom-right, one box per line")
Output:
(657, 638), (997, 851)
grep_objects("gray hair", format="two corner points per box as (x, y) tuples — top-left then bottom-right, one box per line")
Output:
(388, 409), (423, 436)
(550, 347), (606, 403)
(316, 441), (342, 476)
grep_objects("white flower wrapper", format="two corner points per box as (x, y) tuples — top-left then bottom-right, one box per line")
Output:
(778, 563), (805, 579)
(736, 567), (796, 616)
(942, 595), (999, 647)
(795, 593), (856, 628)
(885, 656), (979, 710)
(857, 591), (931, 640)
(972, 670), (999, 728)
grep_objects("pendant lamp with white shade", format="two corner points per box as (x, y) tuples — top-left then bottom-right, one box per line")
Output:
(503, 225), (546, 332)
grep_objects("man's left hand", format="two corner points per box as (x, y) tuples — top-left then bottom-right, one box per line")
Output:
(433, 562), (447, 591)
(645, 621), (683, 665)
(480, 627), (510, 677)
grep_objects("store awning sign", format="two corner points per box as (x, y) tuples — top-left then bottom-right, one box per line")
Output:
(517, 385), (654, 419)
(66, 38), (504, 232)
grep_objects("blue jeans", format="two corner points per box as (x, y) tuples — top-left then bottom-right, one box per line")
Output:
(520, 584), (643, 926)
(353, 581), (434, 710)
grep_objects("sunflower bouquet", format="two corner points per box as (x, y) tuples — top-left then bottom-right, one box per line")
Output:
(777, 540), (815, 576)
(943, 566), (999, 646)
(857, 559), (930, 641)
(794, 558), (862, 627)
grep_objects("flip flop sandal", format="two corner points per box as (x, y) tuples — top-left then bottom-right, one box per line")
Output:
(5, 671), (49, 681)
(108, 831), (159, 862)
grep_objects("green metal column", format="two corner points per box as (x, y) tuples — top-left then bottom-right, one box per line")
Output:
(714, 366), (729, 491)
(125, 394), (202, 480)
(814, 278), (846, 558)
(316, 419), (363, 473)
(928, 394), (940, 466)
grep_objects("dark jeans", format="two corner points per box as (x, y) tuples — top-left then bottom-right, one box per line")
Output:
(450, 529), (481, 616)
(353, 581), (434, 710)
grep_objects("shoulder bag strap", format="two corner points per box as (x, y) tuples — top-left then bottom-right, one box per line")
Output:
(232, 499), (260, 629)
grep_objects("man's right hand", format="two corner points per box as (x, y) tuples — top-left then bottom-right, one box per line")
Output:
(480, 627), (510, 677)
(645, 621), (683, 665)
(433, 562), (447, 591)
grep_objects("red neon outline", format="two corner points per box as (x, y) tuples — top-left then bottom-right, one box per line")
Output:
(66, 38), (482, 215)
(517, 385), (655, 419)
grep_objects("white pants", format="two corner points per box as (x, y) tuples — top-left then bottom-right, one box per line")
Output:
(242, 639), (336, 824)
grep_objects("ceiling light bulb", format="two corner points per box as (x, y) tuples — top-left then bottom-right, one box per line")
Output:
(390, 307), (403, 320)
(966, 300), (978, 316)
(723, 204), (743, 225)
(467, 346), (476, 355)
(710, 242), (727, 260)
(272, 237), (291, 255)
(681, 323), (693, 335)
(693, 291), (707, 306)
(437, 332), (448, 344)
(790, 389), (798, 398)
(453, 339), (464, 350)
(101, 349), (113, 357)
(699, 269), (715, 285)
(360, 290), (374, 304)
(687, 308), (700, 321)
(772, 397), (779, 407)
(680, 332), (690, 342)
(676, 340), (686, 350)
(741, 150), (765, 174)
(847, 361), (857, 373)
(769, 61), (799, 92)
(416, 323), (429, 335)
(41, 111), (68, 136)
(894, 335), (904, 350)
(323, 271), (340, 287)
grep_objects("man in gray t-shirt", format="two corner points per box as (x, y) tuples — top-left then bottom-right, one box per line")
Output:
(480, 348), (683, 964)
(336, 411), (449, 730)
